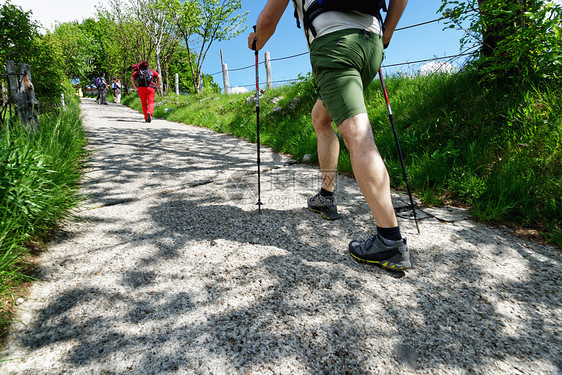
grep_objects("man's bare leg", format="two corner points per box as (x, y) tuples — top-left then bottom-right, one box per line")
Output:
(311, 100), (339, 192)
(339, 113), (411, 269)
(338, 113), (397, 228)
(307, 100), (341, 220)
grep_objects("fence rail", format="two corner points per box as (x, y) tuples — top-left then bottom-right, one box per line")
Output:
(212, 12), (477, 92)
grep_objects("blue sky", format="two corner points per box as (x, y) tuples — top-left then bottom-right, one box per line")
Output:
(14, 0), (471, 89)
(205, 0), (471, 90)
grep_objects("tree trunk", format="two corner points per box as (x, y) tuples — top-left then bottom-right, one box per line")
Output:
(478, 0), (531, 57)
(478, 0), (496, 57)
(6, 61), (39, 131)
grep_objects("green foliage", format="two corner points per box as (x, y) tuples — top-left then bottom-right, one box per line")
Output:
(28, 33), (67, 105)
(0, 101), (86, 327)
(78, 17), (114, 83)
(167, 0), (248, 93)
(0, 1), (66, 104)
(375, 71), (560, 246)
(167, 46), (220, 94)
(0, 1), (38, 63)
(0, 102), (85, 236)
(50, 22), (97, 80)
(440, 0), (562, 83)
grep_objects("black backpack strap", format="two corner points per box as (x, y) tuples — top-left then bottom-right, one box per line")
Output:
(303, 0), (324, 38)
(378, 0), (386, 32)
(296, 0), (387, 44)
(292, 0), (301, 29)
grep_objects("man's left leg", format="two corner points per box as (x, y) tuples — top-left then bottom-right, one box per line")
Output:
(307, 100), (341, 220)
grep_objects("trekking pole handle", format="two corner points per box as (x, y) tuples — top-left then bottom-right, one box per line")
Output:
(253, 26), (260, 100)
(252, 25), (258, 52)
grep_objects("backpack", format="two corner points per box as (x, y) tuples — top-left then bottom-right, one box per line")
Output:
(136, 68), (154, 87)
(95, 76), (101, 87)
(293, 0), (387, 42)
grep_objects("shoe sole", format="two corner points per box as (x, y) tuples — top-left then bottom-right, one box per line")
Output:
(307, 206), (341, 220)
(348, 251), (412, 270)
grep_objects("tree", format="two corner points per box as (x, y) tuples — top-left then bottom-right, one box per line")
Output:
(97, 0), (177, 93)
(78, 17), (115, 86)
(92, 9), (136, 91)
(50, 22), (96, 80)
(167, 44), (220, 94)
(0, 1), (38, 63)
(169, 0), (247, 94)
(129, 0), (178, 85)
(440, 0), (562, 82)
(99, 0), (154, 64)
(0, 1), (65, 105)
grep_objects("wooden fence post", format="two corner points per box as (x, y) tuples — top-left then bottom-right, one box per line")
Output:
(6, 61), (18, 99)
(265, 51), (272, 89)
(1, 81), (7, 105)
(197, 70), (204, 94)
(6, 60), (39, 130)
(0, 76), (11, 126)
(220, 49), (230, 95)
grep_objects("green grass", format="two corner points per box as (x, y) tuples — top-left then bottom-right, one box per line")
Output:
(122, 71), (561, 248)
(0, 99), (86, 333)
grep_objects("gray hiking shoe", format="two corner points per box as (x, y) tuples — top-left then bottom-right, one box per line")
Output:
(307, 192), (340, 220)
(349, 234), (412, 270)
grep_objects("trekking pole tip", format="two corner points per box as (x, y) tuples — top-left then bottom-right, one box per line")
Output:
(412, 208), (421, 234)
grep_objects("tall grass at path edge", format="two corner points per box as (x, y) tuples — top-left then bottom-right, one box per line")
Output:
(0, 99), (86, 336)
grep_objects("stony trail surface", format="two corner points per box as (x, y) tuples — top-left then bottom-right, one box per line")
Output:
(1, 98), (560, 375)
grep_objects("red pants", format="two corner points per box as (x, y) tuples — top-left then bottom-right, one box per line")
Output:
(137, 86), (155, 120)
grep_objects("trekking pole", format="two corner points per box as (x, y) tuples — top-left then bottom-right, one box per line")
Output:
(252, 26), (263, 213)
(378, 68), (420, 234)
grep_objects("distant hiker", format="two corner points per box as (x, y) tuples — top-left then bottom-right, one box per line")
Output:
(99, 73), (109, 105)
(130, 61), (161, 123)
(113, 77), (122, 104)
(94, 75), (102, 103)
(249, 0), (411, 270)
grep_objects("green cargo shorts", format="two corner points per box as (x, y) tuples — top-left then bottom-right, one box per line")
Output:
(310, 29), (384, 126)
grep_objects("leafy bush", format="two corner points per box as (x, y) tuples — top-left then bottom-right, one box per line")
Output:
(0, 101), (86, 328)
(440, 0), (562, 83)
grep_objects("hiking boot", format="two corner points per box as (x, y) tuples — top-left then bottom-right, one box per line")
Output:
(146, 113), (152, 123)
(307, 192), (340, 220)
(349, 234), (411, 270)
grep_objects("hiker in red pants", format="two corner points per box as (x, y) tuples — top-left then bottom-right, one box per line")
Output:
(130, 61), (162, 123)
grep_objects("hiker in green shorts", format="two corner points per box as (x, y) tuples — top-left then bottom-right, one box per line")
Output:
(248, 0), (411, 270)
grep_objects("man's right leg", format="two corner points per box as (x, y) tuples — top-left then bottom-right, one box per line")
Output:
(339, 113), (411, 270)
(138, 88), (148, 121)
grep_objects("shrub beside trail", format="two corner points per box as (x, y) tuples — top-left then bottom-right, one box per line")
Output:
(0, 100), (86, 335)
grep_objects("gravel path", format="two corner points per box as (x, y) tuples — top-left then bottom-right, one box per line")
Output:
(1, 98), (560, 375)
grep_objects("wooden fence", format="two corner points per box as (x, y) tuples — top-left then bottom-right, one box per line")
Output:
(0, 60), (39, 130)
